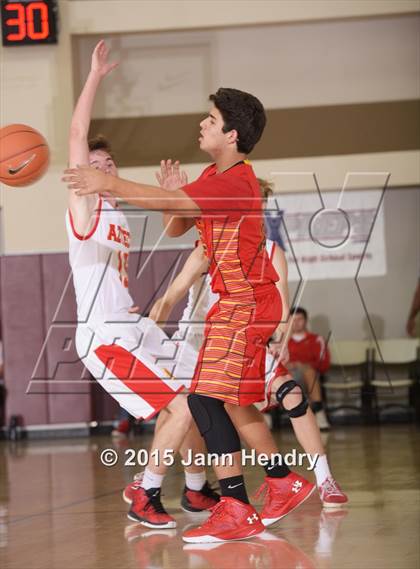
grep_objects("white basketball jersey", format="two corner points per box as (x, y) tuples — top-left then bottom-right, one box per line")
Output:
(66, 198), (134, 324)
(174, 239), (276, 350)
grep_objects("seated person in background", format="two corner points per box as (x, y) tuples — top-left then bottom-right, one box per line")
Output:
(288, 307), (330, 431)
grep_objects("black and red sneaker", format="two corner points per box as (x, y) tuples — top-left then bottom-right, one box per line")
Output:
(127, 487), (176, 529)
(181, 481), (220, 512)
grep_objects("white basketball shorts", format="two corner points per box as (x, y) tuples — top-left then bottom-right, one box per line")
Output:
(76, 316), (198, 421)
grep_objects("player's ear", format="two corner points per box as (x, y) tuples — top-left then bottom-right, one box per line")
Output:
(227, 129), (239, 145)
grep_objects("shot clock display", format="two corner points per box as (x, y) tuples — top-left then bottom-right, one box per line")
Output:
(1, 0), (58, 46)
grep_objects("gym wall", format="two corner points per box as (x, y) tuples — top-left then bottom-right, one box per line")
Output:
(1, 1), (419, 426)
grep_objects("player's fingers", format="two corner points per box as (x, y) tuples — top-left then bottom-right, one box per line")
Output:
(62, 175), (79, 183)
(181, 171), (188, 185)
(161, 160), (168, 178)
(94, 39), (104, 53)
(75, 188), (90, 195)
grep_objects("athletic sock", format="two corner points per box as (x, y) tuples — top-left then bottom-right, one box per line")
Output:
(263, 456), (291, 478)
(185, 470), (206, 491)
(219, 475), (249, 504)
(141, 468), (164, 491)
(313, 454), (332, 487)
(312, 401), (324, 413)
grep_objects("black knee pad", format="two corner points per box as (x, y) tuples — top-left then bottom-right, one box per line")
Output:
(187, 394), (241, 455)
(275, 380), (308, 418)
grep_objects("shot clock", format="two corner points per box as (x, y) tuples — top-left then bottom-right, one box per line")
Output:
(1, 0), (58, 46)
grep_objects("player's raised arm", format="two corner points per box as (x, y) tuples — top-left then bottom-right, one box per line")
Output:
(68, 40), (118, 235)
(149, 242), (209, 325)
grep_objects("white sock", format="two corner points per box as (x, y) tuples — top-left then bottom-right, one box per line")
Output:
(141, 468), (164, 491)
(313, 454), (332, 487)
(185, 470), (206, 491)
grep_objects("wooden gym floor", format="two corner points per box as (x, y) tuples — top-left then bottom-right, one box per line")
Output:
(0, 424), (419, 569)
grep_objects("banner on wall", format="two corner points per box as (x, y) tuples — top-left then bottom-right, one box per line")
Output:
(265, 189), (386, 281)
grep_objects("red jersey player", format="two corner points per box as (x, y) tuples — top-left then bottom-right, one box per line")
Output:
(63, 88), (315, 542)
(287, 307), (331, 430)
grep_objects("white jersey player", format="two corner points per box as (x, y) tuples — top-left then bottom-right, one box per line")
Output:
(66, 41), (220, 529)
(66, 196), (194, 420)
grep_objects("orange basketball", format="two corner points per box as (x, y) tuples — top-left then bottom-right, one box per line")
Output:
(0, 124), (50, 187)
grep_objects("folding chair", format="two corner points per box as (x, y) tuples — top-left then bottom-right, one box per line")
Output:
(371, 338), (420, 422)
(324, 340), (374, 423)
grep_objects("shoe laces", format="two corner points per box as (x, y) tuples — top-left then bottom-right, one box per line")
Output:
(146, 489), (168, 515)
(199, 482), (220, 501)
(254, 477), (287, 502)
(200, 499), (230, 528)
(322, 477), (341, 495)
(254, 481), (269, 501)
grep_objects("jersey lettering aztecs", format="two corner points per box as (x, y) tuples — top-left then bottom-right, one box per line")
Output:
(182, 161), (279, 296)
(65, 198), (134, 324)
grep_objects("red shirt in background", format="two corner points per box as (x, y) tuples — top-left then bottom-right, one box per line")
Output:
(182, 161), (279, 296)
(288, 332), (330, 374)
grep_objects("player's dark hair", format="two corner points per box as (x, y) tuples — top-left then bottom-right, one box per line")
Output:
(88, 134), (114, 159)
(209, 88), (266, 154)
(291, 306), (308, 320)
(257, 178), (273, 202)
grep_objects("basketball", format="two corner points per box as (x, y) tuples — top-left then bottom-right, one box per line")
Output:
(0, 124), (50, 187)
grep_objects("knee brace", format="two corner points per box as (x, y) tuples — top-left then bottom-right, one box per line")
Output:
(187, 394), (241, 456)
(275, 380), (308, 418)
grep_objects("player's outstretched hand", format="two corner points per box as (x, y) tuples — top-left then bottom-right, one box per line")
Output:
(63, 165), (110, 195)
(91, 39), (119, 77)
(156, 159), (188, 191)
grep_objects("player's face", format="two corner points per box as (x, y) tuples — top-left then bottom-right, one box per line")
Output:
(89, 150), (118, 203)
(292, 313), (307, 334)
(89, 150), (118, 177)
(199, 106), (236, 156)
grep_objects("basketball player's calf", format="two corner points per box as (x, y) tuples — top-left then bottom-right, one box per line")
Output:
(183, 394), (266, 543)
(126, 393), (219, 528)
(263, 373), (348, 508)
(226, 403), (315, 527)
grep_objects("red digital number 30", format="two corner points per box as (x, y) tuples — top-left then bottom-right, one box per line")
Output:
(5, 2), (50, 41)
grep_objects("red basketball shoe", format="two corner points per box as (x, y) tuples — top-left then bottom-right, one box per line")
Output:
(124, 473), (219, 512)
(127, 487), (176, 529)
(255, 473), (315, 527)
(181, 482), (220, 512)
(182, 497), (265, 543)
(318, 477), (348, 508)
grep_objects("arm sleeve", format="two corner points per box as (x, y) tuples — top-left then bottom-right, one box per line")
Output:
(182, 175), (254, 217)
